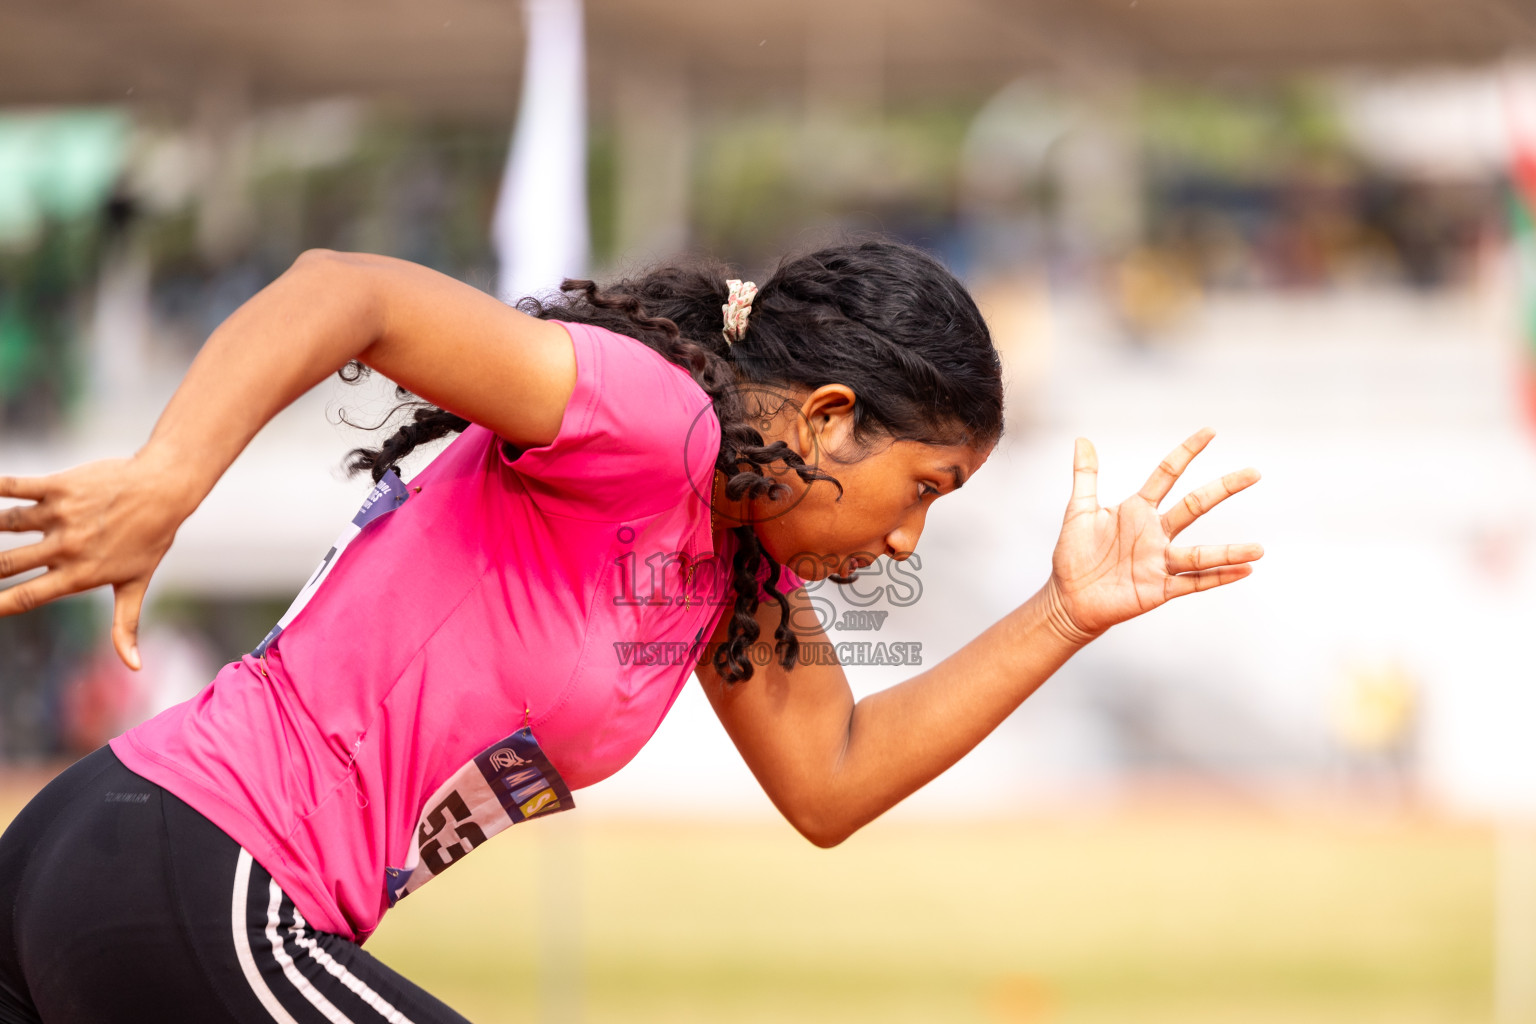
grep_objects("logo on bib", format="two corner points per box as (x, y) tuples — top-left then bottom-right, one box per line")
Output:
(488, 747), (529, 771)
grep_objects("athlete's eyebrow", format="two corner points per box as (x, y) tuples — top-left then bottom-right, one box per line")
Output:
(946, 465), (966, 490)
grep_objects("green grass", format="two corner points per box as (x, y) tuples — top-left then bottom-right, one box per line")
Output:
(356, 806), (1496, 1024)
(0, 774), (1498, 1022)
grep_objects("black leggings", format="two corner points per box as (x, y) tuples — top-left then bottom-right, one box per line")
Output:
(0, 746), (472, 1024)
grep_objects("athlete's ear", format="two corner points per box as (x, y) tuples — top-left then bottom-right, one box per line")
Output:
(795, 384), (857, 459)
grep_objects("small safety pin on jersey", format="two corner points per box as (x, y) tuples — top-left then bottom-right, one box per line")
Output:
(682, 557), (698, 608)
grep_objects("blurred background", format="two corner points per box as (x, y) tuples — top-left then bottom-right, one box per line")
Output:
(3, 0), (1536, 1021)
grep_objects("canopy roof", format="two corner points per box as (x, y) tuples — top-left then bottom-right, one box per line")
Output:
(3, 0), (1535, 116)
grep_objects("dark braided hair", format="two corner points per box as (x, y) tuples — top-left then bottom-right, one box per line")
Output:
(343, 238), (1004, 683)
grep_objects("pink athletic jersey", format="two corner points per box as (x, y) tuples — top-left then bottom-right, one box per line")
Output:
(111, 321), (804, 943)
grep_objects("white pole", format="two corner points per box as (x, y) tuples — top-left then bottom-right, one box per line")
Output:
(493, 0), (590, 306)
(538, 817), (584, 1024)
(89, 237), (150, 407)
(1498, 820), (1536, 1023)
(496, 12), (589, 1021)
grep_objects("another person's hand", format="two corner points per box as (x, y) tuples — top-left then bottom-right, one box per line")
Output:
(0, 455), (189, 670)
(1044, 428), (1262, 643)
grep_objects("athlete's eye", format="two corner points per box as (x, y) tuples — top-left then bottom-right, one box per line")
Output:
(919, 482), (940, 499)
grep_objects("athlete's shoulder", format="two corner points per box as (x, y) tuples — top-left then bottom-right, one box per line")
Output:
(555, 319), (719, 460)
(507, 321), (718, 520)
(556, 319), (713, 413)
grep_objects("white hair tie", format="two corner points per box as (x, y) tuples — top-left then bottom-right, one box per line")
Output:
(722, 279), (758, 345)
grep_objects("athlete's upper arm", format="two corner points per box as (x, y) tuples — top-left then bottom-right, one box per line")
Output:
(319, 250), (576, 452)
(695, 586), (857, 847)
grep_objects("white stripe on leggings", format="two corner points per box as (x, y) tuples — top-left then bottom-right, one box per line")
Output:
(230, 848), (419, 1024)
(232, 849), (304, 1024)
(289, 907), (416, 1024)
(264, 876), (354, 1024)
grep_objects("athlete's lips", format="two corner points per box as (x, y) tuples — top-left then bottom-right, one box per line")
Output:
(827, 554), (875, 584)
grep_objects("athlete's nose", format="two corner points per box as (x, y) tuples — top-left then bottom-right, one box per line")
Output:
(885, 509), (926, 561)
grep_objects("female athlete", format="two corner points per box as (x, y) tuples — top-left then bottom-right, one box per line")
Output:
(0, 238), (1261, 1023)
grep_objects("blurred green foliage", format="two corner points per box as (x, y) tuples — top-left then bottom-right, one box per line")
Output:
(1139, 80), (1352, 180)
(0, 220), (101, 433)
(0, 111), (128, 248)
(0, 111), (127, 432)
(690, 105), (977, 266)
(0, 79), (1494, 434)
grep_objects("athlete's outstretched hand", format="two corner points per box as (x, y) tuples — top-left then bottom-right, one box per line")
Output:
(1045, 428), (1262, 642)
(0, 457), (186, 671)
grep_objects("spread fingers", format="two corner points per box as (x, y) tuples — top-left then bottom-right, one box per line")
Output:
(1066, 437), (1099, 516)
(1163, 563), (1255, 600)
(1161, 468), (1261, 539)
(0, 476), (50, 501)
(1137, 428), (1215, 507)
(0, 568), (77, 618)
(0, 502), (47, 534)
(1165, 542), (1264, 575)
(0, 539), (59, 580)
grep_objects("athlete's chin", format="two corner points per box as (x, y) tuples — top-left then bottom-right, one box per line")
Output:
(759, 545), (831, 583)
(763, 544), (869, 585)
(751, 522), (877, 583)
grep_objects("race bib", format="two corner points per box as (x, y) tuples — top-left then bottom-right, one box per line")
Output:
(384, 727), (574, 906)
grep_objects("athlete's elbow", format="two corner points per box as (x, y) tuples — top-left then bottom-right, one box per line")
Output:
(293, 247), (392, 280)
(794, 820), (849, 849)
(786, 805), (857, 849)
(288, 247), (356, 292)
(804, 826), (852, 850)
(292, 246), (342, 272)
(288, 249), (388, 341)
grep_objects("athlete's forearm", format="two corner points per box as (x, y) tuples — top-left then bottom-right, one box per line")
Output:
(811, 581), (1092, 844)
(136, 249), (384, 518)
